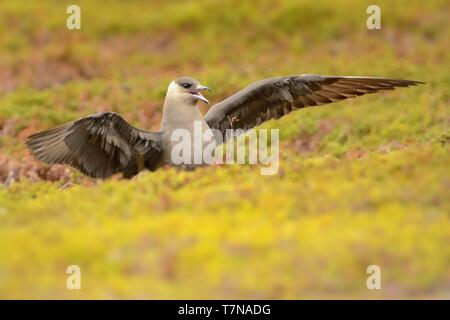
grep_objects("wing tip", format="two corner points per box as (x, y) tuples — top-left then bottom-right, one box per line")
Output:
(408, 80), (426, 85)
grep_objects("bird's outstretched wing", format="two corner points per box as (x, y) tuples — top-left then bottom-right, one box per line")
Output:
(26, 112), (162, 179)
(204, 74), (423, 142)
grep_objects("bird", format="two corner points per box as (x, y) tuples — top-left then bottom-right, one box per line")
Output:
(26, 74), (423, 179)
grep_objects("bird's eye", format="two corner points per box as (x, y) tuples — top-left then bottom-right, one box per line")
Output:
(182, 83), (191, 89)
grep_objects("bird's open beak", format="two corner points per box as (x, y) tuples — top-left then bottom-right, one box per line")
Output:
(190, 85), (211, 104)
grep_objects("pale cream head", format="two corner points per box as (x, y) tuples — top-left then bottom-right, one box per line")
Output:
(166, 77), (210, 106)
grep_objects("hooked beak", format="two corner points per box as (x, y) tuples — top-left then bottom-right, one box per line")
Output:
(190, 85), (211, 104)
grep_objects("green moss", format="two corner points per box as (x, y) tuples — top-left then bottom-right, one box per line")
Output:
(0, 0), (448, 299)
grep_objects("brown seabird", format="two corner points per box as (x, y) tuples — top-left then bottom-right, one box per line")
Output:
(26, 74), (423, 178)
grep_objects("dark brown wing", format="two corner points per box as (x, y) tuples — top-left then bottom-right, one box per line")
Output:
(204, 74), (423, 142)
(26, 112), (162, 179)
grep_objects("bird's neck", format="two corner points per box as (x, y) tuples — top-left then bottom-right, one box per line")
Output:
(160, 99), (204, 130)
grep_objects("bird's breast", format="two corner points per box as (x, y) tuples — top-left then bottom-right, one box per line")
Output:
(160, 120), (216, 168)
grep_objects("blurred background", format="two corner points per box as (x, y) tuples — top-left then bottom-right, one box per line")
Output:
(0, 0), (448, 299)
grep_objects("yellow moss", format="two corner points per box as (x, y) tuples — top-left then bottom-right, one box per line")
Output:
(0, 0), (449, 299)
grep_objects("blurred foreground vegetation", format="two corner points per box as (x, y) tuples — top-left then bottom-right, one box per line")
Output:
(0, 0), (449, 298)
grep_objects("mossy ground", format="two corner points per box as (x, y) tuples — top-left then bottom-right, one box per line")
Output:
(0, 0), (448, 298)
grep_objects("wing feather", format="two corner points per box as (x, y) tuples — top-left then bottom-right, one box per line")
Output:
(27, 112), (162, 179)
(205, 74), (423, 142)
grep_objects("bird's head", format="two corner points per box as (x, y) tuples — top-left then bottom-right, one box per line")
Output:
(166, 77), (211, 106)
